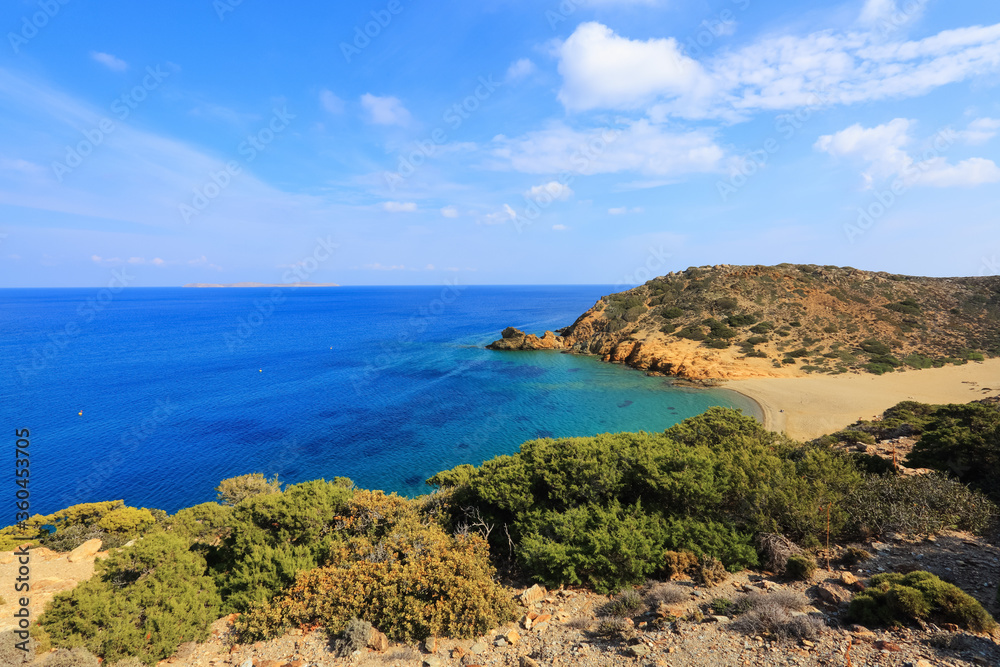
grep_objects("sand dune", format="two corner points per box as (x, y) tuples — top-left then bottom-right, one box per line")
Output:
(727, 360), (1000, 441)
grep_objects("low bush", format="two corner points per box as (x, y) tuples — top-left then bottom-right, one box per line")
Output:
(711, 598), (734, 615)
(429, 408), (861, 593)
(697, 555), (728, 587)
(0, 629), (35, 665)
(593, 616), (632, 638)
(905, 402), (1000, 502)
(848, 571), (997, 632)
(845, 472), (997, 539)
(39, 532), (220, 666)
(216, 473), (282, 506)
(841, 546), (873, 566)
(333, 618), (372, 657)
(785, 555), (817, 580)
(0, 501), (161, 552)
(234, 509), (516, 643)
(41, 647), (101, 667)
(645, 582), (687, 606)
(601, 589), (645, 616)
(663, 551), (699, 580)
(676, 326), (707, 341)
(661, 306), (683, 319)
(730, 590), (822, 640)
(754, 533), (801, 575)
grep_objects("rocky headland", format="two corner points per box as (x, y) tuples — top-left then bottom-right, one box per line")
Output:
(487, 264), (1000, 381)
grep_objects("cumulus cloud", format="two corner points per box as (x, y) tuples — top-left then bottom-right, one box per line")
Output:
(555, 21), (1000, 119)
(609, 206), (644, 215)
(816, 118), (1000, 188)
(383, 201), (417, 212)
(525, 181), (574, 202)
(361, 94), (411, 126)
(440, 206), (460, 218)
(552, 224), (569, 231)
(91, 52), (128, 72)
(557, 22), (707, 112)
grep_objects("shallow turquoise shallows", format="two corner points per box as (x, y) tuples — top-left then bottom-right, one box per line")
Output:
(0, 286), (759, 515)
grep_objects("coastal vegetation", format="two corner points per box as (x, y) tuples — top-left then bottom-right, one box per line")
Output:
(4, 401), (997, 664)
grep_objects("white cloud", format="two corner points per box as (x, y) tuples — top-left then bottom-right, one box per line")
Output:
(91, 255), (122, 265)
(480, 204), (518, 225)
(557, 22), (707, 112)
(525, 181), (574, 202)
(959, 117), (1000, 145)
(319, 89), (345, 114)
(361, 94), (411, 126)
(383, 201), (417, 212)
(90, 52), (128, 72)
(505, 58), (536, 82)
(816, 118), (1000, 188)
(858, 0), (925, 31)
(555, 21), (1000, 119)
(609, 206), (644, 215)
(440, 205), (459, 218)
(492, 120), (724, 177)
(552, 224), (569, 231)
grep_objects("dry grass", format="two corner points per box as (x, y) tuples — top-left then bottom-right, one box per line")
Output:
(645, 582), (688, 606)
(730, 590), (824, 641)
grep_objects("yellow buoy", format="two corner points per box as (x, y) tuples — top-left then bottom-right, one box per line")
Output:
(259, 369), (262, 372)
(78, 411), (83, 416)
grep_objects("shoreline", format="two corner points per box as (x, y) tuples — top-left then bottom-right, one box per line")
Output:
(725, 359), (1000, 441)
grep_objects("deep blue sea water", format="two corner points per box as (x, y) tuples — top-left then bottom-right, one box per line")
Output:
(0, 286), (759, 517)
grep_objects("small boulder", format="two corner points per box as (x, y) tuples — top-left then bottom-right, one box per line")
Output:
(368, 629), (389, 652)
(519, 584), (546, 606)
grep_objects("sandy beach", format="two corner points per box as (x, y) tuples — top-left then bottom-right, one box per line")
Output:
(727, 359), (1000, 441)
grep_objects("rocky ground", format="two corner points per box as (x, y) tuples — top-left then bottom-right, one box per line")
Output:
(126, 532), (998, 667)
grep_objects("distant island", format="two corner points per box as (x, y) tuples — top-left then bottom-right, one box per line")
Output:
(183, 282), (339, 288)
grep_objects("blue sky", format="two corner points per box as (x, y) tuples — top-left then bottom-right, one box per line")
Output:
(0, 0), (998, 287)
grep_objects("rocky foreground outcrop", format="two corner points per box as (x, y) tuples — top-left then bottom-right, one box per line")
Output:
(487, 263), (1000, 380)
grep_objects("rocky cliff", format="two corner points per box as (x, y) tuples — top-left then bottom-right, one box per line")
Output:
(487, 264), (1000, 380)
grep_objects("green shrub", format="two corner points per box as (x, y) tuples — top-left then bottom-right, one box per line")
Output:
(676, 326), (707, 341)
(216, 478), (355, 612)
(844, 472), (996, 539)
(661, 306), (683, 319)
(725, 314), (758, 328)
(216, 472), (282, 506)
(785, 555), (817, 580)
(39, 532), (221, 666)
(662, 550), (699, 580)
(860, 339), (891, 356)
(711, 598), (733, 615)
(234, 511), (516, 643)
(164, 502), (233, 543)
(697, 555), (728, 587)
(704, 339), (730, 349)
(848, 571), (997, 632)
(749, 322), (774, 334)
(904, 354), (934, 369)
(0, 501), (157, 552)
(97, 507), (156, 535)
(841, 546), (872, 566)
(905, 402), (1000, 502)
(660, 323), (677, 334)
(429, 408), (860, 593)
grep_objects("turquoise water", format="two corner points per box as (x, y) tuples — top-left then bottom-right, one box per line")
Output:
(0, 286), (759, 515)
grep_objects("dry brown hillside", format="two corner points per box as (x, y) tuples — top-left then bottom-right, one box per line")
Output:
(488, 264), (1000, 380)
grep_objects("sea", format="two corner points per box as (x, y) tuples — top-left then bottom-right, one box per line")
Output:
(0, 285), (760, 517)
